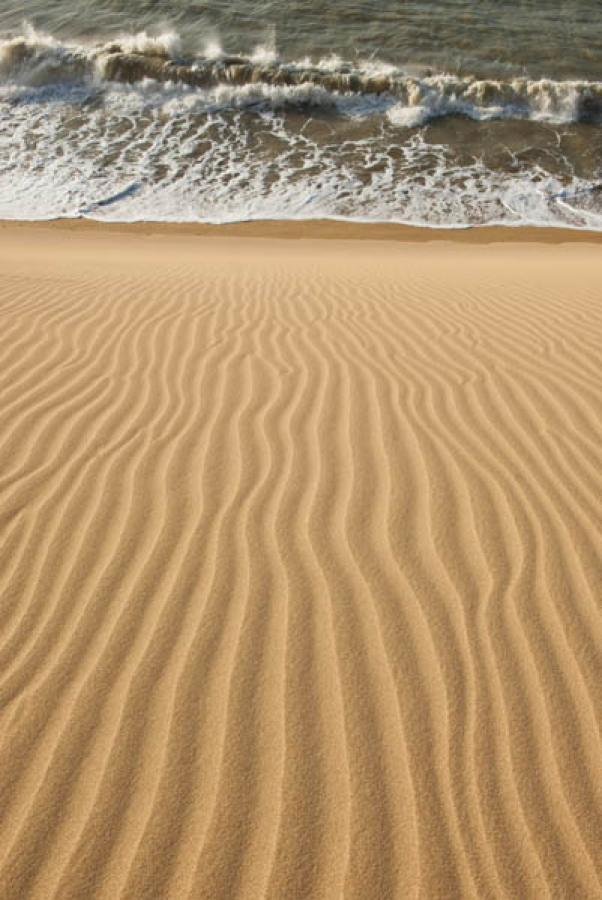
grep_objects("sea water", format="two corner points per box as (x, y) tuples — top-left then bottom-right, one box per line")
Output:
(1, 0), (601, 227)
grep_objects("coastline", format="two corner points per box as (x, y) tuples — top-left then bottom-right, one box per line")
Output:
(2, 216), (602, 244)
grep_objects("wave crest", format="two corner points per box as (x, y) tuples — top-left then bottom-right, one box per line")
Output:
(1, 28), (602, 123)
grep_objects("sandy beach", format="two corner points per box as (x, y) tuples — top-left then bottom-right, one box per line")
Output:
(0, 223), (601, 900)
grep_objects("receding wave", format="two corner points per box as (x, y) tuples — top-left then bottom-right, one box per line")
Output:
(2, 29), (602, 123)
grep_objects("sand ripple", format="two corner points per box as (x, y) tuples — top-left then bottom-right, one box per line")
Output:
(0, 230), (600, 899)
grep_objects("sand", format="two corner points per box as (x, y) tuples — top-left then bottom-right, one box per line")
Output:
(0, 224), (600, 900)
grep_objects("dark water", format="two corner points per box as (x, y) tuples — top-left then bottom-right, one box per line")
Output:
(1, 0), (601, 226)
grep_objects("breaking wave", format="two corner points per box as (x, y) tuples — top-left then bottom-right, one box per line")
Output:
(2, 28), (602, 123)
(1, 26), (601, 229)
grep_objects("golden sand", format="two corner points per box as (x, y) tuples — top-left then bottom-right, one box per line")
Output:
(0, 225), (600, 899)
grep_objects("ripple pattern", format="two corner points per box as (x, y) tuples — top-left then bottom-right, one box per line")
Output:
(0, 232), (601, 900)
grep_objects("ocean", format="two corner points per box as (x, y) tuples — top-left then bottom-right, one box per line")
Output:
(1, 0), (601, 227)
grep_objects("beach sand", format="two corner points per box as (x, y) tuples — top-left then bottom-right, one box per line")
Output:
(0, 224), (600, 899)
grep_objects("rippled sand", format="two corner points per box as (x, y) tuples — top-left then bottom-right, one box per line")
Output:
(0, 225), (600, 899)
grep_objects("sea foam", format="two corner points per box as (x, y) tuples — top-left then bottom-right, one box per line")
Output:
(0, 26), (601, 228)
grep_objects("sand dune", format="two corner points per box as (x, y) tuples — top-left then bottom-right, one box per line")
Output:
(0, 226), (601, 899)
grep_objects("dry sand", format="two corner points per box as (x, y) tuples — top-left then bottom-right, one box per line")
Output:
(0, 224), (600, 900)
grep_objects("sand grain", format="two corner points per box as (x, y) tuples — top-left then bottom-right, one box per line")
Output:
(0, 229), (601, 899)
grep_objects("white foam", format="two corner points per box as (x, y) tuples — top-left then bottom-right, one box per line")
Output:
(250, 26), (278, 64)
(202, 38), (224, 60)
(385, 75), (602, 126)
(107, 30), (181, 57)
(0, 82), (599, 230)
(1, 27), (602, 127)
(387, 104), (430, 127)
(0, 26), (601, 229)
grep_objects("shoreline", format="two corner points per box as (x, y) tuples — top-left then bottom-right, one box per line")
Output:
(2, 217), (602, 244)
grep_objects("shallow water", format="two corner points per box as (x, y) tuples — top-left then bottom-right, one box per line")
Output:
(1, 1), (601, 226)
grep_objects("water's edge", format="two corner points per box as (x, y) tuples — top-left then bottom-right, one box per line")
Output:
(4, 216), (602, 243)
